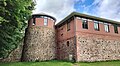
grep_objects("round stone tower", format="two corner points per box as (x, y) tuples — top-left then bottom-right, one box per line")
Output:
(22, 13), (56, 61)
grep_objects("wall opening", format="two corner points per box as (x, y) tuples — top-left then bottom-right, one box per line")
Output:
(33, 18), (36, 25)
(82, 19), (88, 29)
(67, 41), (69, 47)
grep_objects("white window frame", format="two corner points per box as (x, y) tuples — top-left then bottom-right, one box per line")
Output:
(82, 19), (88, 29)
(94, 21), (99, 31)
(44, 17), (48, 26)
(104, 23), (109, 32)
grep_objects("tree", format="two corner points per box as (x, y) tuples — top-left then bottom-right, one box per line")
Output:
(0, 0), (35, 58)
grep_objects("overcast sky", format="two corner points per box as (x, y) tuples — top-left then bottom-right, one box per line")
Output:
(33, 0), (120, 23)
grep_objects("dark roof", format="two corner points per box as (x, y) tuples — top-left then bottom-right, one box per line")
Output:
(32, 13), (56, 22)
(56, 12), (120, 26)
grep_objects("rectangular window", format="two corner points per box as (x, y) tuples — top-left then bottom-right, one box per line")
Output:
(94, 21), (99, 31)
(82, 19), (88, 29)
(33, 18), (35, 25)
(44, 17), (48, 26)
(114, 25), (118, 33)
(104, 23), (109, 32)
(67, 22), (70, 31)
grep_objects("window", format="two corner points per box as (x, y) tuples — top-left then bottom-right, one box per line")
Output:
(33, 18), (35, 25)
(44, 17), (48, 26)
(82, 19), (88, 29)
(104, 23), (109, 32)
(67, 41), (69, 47)
(67, 22), (70, 31)
(61, 33), (63, 36)
(94, 21), (99, 31)
(114, 25), (118, 33)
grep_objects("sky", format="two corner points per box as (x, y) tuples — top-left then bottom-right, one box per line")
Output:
(33, 0), (120, 23)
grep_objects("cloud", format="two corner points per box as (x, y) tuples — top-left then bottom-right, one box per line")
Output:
(33, 0), (120, 23)
(92, 0), (120, 22)
(74, 0), (96, 16)
(75, 0), (120, 22)
(33, 0), (76, 23)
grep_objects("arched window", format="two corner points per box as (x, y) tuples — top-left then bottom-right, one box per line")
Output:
(67, 41), (69, 47)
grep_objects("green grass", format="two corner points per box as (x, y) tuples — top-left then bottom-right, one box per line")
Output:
(0, 60), (120, 66)
(79, 61), (120, 66)
(0, 60), (72, 66)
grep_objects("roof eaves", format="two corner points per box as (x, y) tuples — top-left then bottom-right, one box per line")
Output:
(56, 12), (120, 27)
(55, 12), (75, 26)
(32, 13), (56, 22)
(74, 12), (120, 25)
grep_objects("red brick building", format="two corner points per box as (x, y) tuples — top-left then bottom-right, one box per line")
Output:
(55, 12), (120, 62)
(28, 13), (56, 28)
(26, 12), (120, 62)
(1, 12), (120, 62)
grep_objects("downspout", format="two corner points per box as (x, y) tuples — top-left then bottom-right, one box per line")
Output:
(73, 16), (78, 62)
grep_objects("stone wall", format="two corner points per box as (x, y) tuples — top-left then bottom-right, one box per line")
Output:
(22, 26), (56, 61)
(57, 37), (76, 61)
(0, 40), (24, 62)
(77, 33), (120, 62)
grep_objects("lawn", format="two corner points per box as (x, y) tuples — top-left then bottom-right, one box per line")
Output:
(0, 60), (120, 66)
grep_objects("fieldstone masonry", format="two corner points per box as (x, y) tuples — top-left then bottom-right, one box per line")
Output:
(0, 40), (24, 62)
(77, 33), (120, 62)
(22, 26), (56, 61)
(57, 37), (76, 61)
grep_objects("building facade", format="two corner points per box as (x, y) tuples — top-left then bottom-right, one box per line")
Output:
(0, 12), (120, 62)
(56, 12), (120, 62)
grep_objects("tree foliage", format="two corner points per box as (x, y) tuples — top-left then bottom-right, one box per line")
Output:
(0, 0), (35, 58)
